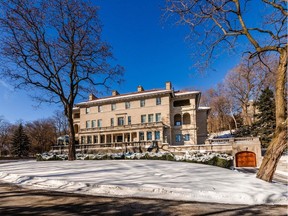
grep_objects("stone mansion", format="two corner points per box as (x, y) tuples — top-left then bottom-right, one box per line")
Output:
(72, 82), (210, 146)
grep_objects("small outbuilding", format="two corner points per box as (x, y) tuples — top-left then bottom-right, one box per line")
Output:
(57, 135), (69, 145)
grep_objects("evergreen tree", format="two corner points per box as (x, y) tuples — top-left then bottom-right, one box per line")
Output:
(12, 124), (30, 157)
(254, 87), (276, 148)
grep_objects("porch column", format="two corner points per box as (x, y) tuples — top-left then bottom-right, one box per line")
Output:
(130, 132), (132, 142)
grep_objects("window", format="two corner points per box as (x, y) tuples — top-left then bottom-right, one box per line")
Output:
(125, 101), (130, 109)
(147, 131), (152, 140)
(81, 136), (86, 144)
(140, 99), (145, 107)
(155, 131), (160, 140)
(118, 117), (124, 126)
(97, 119), (102, 127)
(86, 120), (90, 128)
(91, 120), (96, 128)
(155, 113), (161, 122)
(183, 113), (191, 125)
(87, 136), (92, 144)
(175, 134), (181, 142)
(148, 114), (153, 123)
(139, 132), (144, 141)
(98, 105), (102, 112)
(156, 97), (161, 105)
(184, 134), (190, 141)
(111, 104), (116, 111)
(110, 118), (114, 126)
(85, 107), (90, 114)
(128, 116), (131, 125)
(141, 115), (146, 123)
(174, 114), (182, 126)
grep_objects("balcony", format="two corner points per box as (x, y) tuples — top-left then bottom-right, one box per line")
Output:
(80, 122), (165, 133)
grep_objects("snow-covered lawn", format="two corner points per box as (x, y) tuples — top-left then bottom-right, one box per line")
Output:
(0, 160), (287, 205)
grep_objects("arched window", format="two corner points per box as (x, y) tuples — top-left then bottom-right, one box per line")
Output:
(183, 113), (191, 125)
(174, 114), (182, 126)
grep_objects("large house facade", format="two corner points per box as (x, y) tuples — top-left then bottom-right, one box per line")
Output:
(72, 82), (210, 146)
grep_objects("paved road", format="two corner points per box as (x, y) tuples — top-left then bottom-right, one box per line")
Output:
(0, 182), (286, 216)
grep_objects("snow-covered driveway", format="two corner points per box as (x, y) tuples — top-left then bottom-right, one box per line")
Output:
(0, 160), (287, 205)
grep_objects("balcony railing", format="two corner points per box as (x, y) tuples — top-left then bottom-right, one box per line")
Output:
(80, 122), (165, 132)
(51, 141), (155, 153)
(206, 137), (259, 144)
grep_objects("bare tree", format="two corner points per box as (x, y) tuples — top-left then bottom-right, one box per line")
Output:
(225, 57), (277, 126)
(201, 85), (234, 133)
(166, 0), (287, 181)
(25, 118), (57, 154)
(0, 0), (124, 160)
(0, 117), (13, 156)
(52, 110), (69, 137)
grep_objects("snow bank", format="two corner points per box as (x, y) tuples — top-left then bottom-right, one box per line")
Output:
(0, 160), (286, 205)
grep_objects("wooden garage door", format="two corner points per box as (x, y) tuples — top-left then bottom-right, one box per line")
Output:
(236, 151), (256, 167)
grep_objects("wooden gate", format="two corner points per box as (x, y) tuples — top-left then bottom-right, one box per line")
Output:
(236, 151), (256, 167)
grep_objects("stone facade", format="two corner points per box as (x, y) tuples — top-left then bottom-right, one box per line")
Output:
(72, 82), (210, 146)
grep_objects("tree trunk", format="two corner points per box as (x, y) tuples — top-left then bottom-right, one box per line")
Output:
(67, 106), (76, 161)
(256, 48), (287, 182)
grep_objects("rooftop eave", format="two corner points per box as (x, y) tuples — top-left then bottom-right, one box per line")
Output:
(76, 89), (172, 107)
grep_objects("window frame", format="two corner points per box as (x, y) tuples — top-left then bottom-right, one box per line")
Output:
(118, 117), (125, 126)
(140, 99), (145, 107)
(147, 131), (152, 140)
(97, 119), (102, 128)
(125, 101), (130, 109)
(111, 103), (116, 111)
(127, 116), (131, 125)
(148, 114), (154, 123)
(91, 120), (96, 128)
(141, 115), (146, 123)
(175, 134), (181, 142)
(85, 107), (90, 114)
(156, 97), (161, 105)
(155, 113), (161, 122)
(86, 120), (90, 128)
(154, 131), (160, 140)
(184, 134), (190, 141)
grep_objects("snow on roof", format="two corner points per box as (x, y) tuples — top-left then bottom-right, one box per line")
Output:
(198, 106), (211, 110)
(174, 91), (200, 96)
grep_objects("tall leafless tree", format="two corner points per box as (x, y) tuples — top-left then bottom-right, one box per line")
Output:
(0, 117), (13, 156)
(25, 118), (57, 154)
(225, 57), (277, 126)
(52, 110), (69, 137)
(0, 0), (124, 160)
(166, 0), (287, 181)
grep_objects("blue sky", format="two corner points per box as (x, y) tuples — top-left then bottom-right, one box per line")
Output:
(0, 0), (243, 123)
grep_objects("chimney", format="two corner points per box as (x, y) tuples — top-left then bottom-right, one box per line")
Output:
(137, 85), (144, 92)
(165, 81), (172, 90)
(89, 93), (97, 101)
(112, 90), (119, 96)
